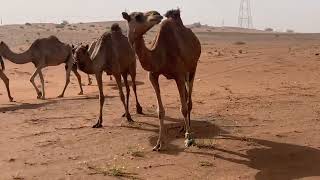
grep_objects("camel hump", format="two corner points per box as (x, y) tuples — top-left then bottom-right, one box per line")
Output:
(111, 23), (122, 32)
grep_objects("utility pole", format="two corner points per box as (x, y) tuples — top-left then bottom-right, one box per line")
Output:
(238, 0), (253, 29)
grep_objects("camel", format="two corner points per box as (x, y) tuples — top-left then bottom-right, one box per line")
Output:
(122, 9), (201, 151)
(79, 40), (113, 86)
(73, 23), (143, 128)
(0, 36), (83, 100)
(0, 56), (13, 101)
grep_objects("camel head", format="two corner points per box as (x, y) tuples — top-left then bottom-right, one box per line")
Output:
(122, 11), (163, 44)
(0, 41), (8, 55)
(73, 44), (90, 70)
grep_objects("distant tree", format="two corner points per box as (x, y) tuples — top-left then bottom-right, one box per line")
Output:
(264, 28), (274, 32)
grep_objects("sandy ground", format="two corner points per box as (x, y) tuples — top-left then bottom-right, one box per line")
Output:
(1, 22), (320, 180)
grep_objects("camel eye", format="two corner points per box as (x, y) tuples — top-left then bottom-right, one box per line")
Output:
(135, 14), (144, 23)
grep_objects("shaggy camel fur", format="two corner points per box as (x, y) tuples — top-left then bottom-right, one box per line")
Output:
(0, 36), (83, 99)
(0, 56), (13, 101)
(73, 24), (143, 128)
(123, 9), (201, 151)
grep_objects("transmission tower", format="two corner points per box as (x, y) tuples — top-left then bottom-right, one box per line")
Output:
(238, 0), (253, 29)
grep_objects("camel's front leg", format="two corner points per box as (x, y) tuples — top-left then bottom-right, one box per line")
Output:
(58, 62), (73, 98)
(115, 73), (133, 122)
(38, 71), (46, 100)
(130, 71), (143, 115)
(30, 66), (43, 99)
(121, 73), (131, 118)
(93, 71), (104, 128)
(71, 67), (84, 95)
(0, 70), (13, 102)
(149, 72), (165, 151)
(176, 76), (194, 147)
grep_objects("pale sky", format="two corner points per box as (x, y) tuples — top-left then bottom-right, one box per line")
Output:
(0, 0), (319, 33)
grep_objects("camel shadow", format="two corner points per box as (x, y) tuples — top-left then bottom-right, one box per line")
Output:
(0, 101), (57, 113)
(190, 135), (320, 180)
(123, 112), (227, 155)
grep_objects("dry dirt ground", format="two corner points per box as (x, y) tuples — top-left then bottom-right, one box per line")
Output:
(0, 22), (320, 180)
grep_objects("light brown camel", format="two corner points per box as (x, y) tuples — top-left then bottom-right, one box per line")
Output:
(80, 40), (113, 86)
(0, 36), (83, 99)
(122, 9), (201, 151)
(0, 56), (13, 101)
(73, 23), (143, 128)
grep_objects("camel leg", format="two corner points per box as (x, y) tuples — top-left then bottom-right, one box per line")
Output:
(38, 71), (46, 100)
(30, 66), (43, 99)
(121, 73), (130, 117)
(71, 68), (84, 95)
(130, 70), (143, 114)
(87, 74), (92, 85)
(176, 76), (194, 147)
(58, 61), (73, 98)
(0, 70), (13, 102)
(93, 71), (104, 128)
(115, 73), (133, 122)
(149, 72), (165, 151)
(186, 72), (196, 127)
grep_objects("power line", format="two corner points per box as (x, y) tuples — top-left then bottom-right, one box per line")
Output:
(238, 0), (253, 29)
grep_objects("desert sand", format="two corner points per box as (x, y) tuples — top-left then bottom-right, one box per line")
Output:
(0, 21), (320, 180)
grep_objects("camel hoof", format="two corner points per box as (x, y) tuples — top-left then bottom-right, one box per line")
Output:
(57, 95), (64, 98)
(136, 105), (143, 115)
(127, 117), (134, 123)
(153, 142), (163, 151)
(185, 138), (195, 147)
(78, 92), (84, 95)
(37, 92), (42, 99)
(9, 97), (14, 102)
(121, 113), (126, 117)
(92, 123), (103, 128)
(185, 132), (195, 147)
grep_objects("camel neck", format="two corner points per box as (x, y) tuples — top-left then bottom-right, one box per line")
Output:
(0, 44), (32, 64)
(134, 36), (155, 72)
(78, 55), (95, 74)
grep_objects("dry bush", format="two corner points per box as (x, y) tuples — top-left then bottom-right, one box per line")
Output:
(234, 41), (246, 45)
(25, 22), (32, 26)
(89, 24), (95, 27)
(264, 28), (274, 32)
(55, 24), (65, 29)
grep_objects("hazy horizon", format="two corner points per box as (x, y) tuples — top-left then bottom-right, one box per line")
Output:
(0, 0), (319, 33)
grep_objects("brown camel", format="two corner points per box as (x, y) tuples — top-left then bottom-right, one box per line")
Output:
(0, 36), (83, 99)
(122, 9), (201, 151)
(80, 40), (113, 86)
(0, 56), (13, 101)
(73, 23), (143, 128)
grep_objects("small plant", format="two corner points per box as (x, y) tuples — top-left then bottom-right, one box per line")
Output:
(61, 20), (69, 26)
(89, 24), (95, 27)
(19, 26), (24, 29)
(199, 161), (214, 167)
(131, 151), (144, 158)
(234, 41), (246, 45)
(36, 32), (41, 36)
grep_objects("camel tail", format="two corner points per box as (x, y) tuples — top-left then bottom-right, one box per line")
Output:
(0, 56), (5, 70)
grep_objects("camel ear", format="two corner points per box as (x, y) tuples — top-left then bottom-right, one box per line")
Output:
(85, 44), (89, 51)
(71, 44), (75, 48)
(122, 12), (131, 22)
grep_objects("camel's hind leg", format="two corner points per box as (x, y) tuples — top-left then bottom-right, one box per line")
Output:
(121, 72), (130, 117)
(129, 69), (143, 114)
(176, 75), (194, 148)
(30, 66), (43, 99)
(93, 71), (104, 128)
(186, 71), (196, 127)
(0, 70), (13, 102)
(71, 65), (84, 95)
(58, 60), (73, 98)
(87, 74), (92, 85)
(115, 73), (133, 122)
